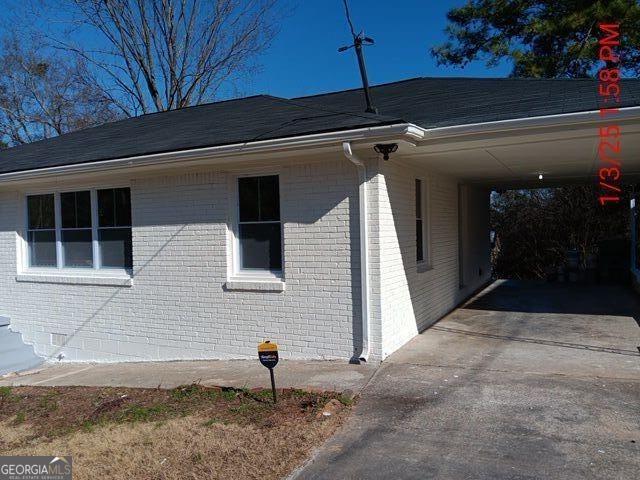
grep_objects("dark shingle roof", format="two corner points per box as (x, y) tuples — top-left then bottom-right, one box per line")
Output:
(0, 95), (400, 175)
(1, 77), (639, 175)
(294, 77), (640, 128)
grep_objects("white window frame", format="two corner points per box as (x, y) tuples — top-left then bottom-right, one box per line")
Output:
(19, 186), (133, 278)
(416, 176), (433, 271)
(24, 193), (57, 269)
(228, 171), (284, 282)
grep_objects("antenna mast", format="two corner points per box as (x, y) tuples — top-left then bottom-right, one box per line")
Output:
(338, 0), (378, 114)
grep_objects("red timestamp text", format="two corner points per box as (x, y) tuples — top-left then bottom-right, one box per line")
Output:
(597, 23), (621, 205)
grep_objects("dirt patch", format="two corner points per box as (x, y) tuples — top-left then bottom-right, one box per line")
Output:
(0, 384), (352, 479)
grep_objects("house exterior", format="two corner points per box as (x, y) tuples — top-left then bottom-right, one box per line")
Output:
(1, 77), (639, 364)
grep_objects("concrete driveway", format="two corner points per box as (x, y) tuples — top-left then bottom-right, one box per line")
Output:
(295, 280), (640, 480)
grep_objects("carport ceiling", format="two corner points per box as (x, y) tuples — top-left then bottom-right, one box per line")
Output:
(400, 114), (640, 189)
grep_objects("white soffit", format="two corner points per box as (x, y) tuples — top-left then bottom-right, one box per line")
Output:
(403, 112), (640, 187)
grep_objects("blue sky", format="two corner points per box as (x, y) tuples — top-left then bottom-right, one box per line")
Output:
(247, 0), (511, 98)
(0, 0), (512, 101)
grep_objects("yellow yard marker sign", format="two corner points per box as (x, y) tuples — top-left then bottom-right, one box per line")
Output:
(258, 340), (279, 403)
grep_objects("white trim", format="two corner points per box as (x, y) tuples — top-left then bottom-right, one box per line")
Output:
(17, 196), (28, 271)
(20, 186), (133, 279)
(418, 106), (640, 141)
(0, 124), (424, 184)
(415, 178), (425, 264)
(2, 107), (637, 187)
(228, 171), (284, 282)
(416, 175), (433, 270)
(54, 193), (63, 269)
(21, 193), (57, 270)
(425, 175), (433, 267)
(90, 190), (101, 270)
(23, 182), (131, 195)
(224, 279), (285, 292)
(1, 107), (639, 186)
(16, 271), (132, 287)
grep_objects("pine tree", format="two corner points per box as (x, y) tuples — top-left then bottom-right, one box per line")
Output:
(432, 0), (640, 77)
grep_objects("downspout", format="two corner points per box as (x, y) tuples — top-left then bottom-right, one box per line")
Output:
(342, 142), (370, 362)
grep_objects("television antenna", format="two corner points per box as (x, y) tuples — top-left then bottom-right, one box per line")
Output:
(338, 0), (378, 114)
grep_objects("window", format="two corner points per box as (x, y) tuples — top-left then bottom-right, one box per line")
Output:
(61, 191), (93, 267)
(25, 188), (132, 271)
(98, 188), (133, 269)
(416, 179), (424, 262)
(27, 194), (56, 267)
(237, 175), (282, 272)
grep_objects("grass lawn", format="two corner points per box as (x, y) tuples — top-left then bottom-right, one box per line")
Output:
(0, 384), (352, 479)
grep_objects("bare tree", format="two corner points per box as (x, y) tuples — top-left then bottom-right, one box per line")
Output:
(58, 0), (279, 116)
(491, 187), (630, 280)
(0, 35), (117, 147)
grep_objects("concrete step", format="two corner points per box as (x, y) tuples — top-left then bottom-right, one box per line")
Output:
(0, 324), (43, 376)
(0, 332), (32, 350)
(0, 356), (43, 377)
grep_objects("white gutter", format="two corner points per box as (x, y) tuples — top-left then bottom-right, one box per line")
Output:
(342, 142), (370, 363)
(0, 123), (424, 185)
(418, 105), (640, 141)
(3, 105), (637, 185)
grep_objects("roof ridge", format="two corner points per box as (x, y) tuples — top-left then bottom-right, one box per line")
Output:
(267, 95), (401, 122)
(292, 77), (425, 100)
(292, 76), (640, 102)
(289, 76), (604, 102)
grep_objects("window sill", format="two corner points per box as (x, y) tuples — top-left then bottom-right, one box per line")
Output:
(16, 271), (133, 287)
(224, 277), (285, 292)
(417, 262), (433, 273)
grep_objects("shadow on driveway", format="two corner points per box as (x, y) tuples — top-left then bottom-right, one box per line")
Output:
(465, 280), (640, 327)
(294, 280), (640, 480)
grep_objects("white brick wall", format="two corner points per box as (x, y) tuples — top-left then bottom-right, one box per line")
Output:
(0, 151), (491, 364)
(378, 160), (491, 358)
(0, 155), (364, 362)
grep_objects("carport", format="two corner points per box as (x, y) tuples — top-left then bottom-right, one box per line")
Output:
(297, 280), (640, 480)
(395, 104), (640, 285)
(296, 104), (640, 479)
